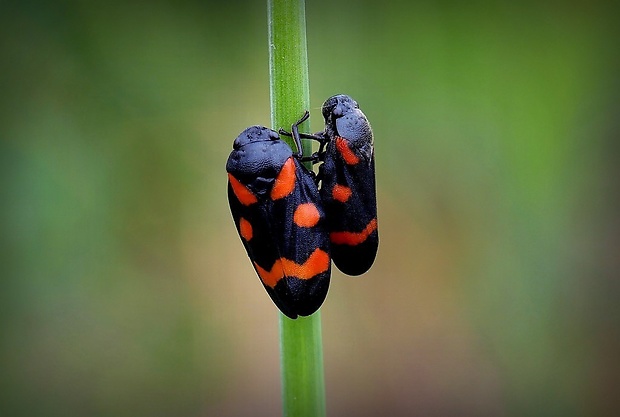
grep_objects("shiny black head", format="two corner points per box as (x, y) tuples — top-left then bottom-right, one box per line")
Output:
(226, 125), (294, 190)
(232, 125), (281, 149)
(321, 94), (358, 126)
(321, 94), (372, 144)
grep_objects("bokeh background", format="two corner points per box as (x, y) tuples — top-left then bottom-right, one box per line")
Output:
(2, 0), (618, 416)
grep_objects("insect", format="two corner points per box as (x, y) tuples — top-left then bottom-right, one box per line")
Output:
(226, 121), (331, 319)
(282, 94), (378, 276)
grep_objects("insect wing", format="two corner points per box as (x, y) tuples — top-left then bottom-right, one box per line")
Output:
(228, 157), (331, 318)
(320, 130), (378, 276)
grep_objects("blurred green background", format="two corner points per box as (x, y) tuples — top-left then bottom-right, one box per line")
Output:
(2, 0), (618, 416)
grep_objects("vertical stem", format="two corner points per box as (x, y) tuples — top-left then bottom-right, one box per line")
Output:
(268, 1), (326, 417)
(279, 314), (326, 417)
(268, 0), (311, 155)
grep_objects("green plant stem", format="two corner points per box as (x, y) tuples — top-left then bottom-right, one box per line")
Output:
(268, 0), (311, 156)
(268, 1), (326, 417)
(279, 313), (326, 417)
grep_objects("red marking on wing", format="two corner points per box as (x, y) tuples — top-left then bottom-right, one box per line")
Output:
(271, 158), (296, 200)
(332, 184), (352, 203)
(254, 248), (330, 288)
(228, 174), (258, 205)
(330, 218), (377, 246)
(239, 217), (253, 241)
(335, 137), (360, 165)
(293, 203), (321, 227)
(254, 259), (285, 288)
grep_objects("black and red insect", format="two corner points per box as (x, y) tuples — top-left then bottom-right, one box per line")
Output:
(319, 94), (378, 275)
(283, 94), (378, 276)
(226, 122), (331, 319)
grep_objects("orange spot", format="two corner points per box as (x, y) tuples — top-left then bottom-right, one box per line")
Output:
(282, 249), (330, 280)
(293, 203), (321, 227)
(254, 259), (285, 288)
(330, 218), (377, 246)
(228, 174), (258, 206)
(335, 137), (360, 165)
(332, 184), (352, 203)
(271, 158), (296, 200)
(254, 248), (330, 288)
(239, 217), (253, 241)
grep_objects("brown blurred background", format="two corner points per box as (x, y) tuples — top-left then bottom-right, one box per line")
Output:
(1, 1), (619, 416)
